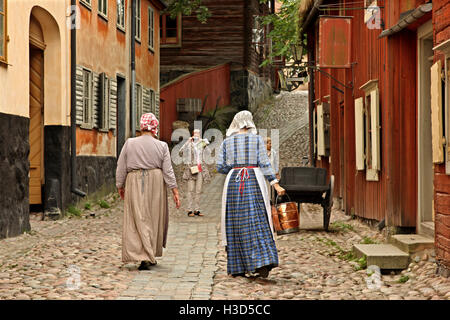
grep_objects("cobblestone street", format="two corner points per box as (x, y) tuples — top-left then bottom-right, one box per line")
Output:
(1, 169), (449, 300)
(1, 90), (450, 300)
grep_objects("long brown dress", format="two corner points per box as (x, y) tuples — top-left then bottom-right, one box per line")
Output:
(116, 135), (177, 264)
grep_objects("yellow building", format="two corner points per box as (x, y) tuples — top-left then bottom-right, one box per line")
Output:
(0, 0), (71, 238)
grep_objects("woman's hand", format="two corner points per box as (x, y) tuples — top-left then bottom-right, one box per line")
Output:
(172, 188), (181, 209)
(273, 183), (286, 196)
(118, 187), (125, 200)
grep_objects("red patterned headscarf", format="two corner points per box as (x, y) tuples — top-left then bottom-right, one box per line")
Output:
(140, 113), (159, 135)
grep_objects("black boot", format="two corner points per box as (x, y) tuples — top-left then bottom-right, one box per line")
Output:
(138, 261), (151, 270)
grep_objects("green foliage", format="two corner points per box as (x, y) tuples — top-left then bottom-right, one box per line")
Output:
(67, 205), (81, 217)
(201, 105), (239, 134)
(398, 275), (409, 283)
(98, 200), (110, 209)
(84, 202), (92, 210)
(165, 0), (211, 23)
(361, 236), (378, 244)
(259, 0), (304, 67)
(330, 221), (354, 233)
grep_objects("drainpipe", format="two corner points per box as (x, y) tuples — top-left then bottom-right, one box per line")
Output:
(130, 0), (136, 137)
(70, 0), (86, 198)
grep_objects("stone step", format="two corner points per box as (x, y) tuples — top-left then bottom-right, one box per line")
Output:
(353, 244), (410, 270)
(388, 234), (434, 254)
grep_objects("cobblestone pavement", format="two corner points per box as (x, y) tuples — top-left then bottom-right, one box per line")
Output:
(0, 171), (449, 300)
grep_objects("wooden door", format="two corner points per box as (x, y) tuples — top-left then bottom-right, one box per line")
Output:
(29, 47), (44, 205)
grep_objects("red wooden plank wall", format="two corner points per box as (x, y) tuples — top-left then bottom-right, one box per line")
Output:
(159, 63), (231, 142)
(433, 0), (450, 274)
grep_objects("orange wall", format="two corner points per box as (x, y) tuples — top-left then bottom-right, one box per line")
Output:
(76, 0), (162, 156)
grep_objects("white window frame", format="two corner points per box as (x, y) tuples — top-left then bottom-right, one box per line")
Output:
(364, 0), (377, 23)
(117, 0), (125, 31)
(81, 68), (94, 129)
(0, 0), (6, 64)
(99, 73), (110, 131)
(359, 79), (380, 181)
(98, 0), (108, 19)
(148, 6), (155, 51)
(135, 0), (141, 42)
(433, 39), (450, 174)
(80, 0), (92, 9)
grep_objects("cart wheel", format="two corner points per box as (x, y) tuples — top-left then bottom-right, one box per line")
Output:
(328, 175), (335, 209)
(323, 206), (331, 231)
(323, 175), (334, 231)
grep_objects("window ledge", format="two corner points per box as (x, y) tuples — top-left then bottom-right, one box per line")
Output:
(117, 24), (125, 33)
(161, 43), (181, 48)
(80, 124), (94, 130)
(79, 1), (92, 10)
(148, 46), (155, 54)
(98, 12), (108, 22)
(98, 128), (110, 133)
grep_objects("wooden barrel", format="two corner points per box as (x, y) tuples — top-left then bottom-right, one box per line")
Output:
(276, 202), (299, 235)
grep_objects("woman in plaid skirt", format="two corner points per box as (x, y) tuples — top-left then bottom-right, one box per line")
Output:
(217, 111), (285, 278)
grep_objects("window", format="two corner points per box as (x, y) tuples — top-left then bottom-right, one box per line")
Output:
(364, 0), (377, 23)
(135, 84), (143, 129)
(80, 0), (91, 9)
(316, 102), (330, 157)
(356, 79), (381, 181)
(135, 0), (141, 41)
(98, 0), (107, 18)
(99, 73), (110, 131)
(0, 0), (6, 64)
(148, 6), (154, 51)
(82, 68), (94, 128)
(150, 89), (156, 114)
(160, 14), (181, 46)
(117, 0), (125, 30)
(252, 15), (264, 54)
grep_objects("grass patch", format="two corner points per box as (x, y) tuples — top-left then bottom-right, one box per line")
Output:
(398, 275), (409, 283)
(66, 205), (82, 217)
(84, 202), (92, 210)
(361, 236), (378, 244)
(98, 200), (110, 209)
(316, 236), (368, 271)
(330, 221), (354, 233)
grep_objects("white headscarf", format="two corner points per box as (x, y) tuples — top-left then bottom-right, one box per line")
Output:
(226, 110), (257, 137)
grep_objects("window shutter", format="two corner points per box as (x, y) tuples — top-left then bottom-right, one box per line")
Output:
(317, 104), (325, 156)
(431, 60), (444, 164)
(323, 102), (331, 156)
(75, 66), (84, 125)
(109, 78), (117, 131)
(313, 107), (317, 157)
(355, 97), (365, 170)
(370, 88), (380, 170)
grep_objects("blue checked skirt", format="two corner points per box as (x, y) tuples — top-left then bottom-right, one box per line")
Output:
(225, 168), (279, 275)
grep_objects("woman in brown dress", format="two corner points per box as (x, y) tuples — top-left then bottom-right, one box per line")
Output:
(116, 113), (180, 270)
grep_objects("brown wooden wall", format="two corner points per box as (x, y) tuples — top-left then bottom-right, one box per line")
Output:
(160, 0), (271, 75)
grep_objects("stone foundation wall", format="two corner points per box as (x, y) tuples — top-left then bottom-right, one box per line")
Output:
(75, 156), (117, 201)
(0, 112), (31, 239)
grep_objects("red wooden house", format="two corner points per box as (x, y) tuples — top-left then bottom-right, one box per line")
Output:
(300, 0), (450, 276)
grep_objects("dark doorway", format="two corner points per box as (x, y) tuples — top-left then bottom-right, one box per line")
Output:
(116, 75), (126, 157)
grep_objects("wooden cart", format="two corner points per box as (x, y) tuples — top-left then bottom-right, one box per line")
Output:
(278, 167), (334, 231)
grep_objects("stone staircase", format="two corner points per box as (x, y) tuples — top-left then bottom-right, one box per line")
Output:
(353, 234), (435, 270)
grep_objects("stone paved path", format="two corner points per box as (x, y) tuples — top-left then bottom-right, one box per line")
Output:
(117, 174), (225, 300)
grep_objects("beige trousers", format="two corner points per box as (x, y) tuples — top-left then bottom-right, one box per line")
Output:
(187, 171), (203, 211)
